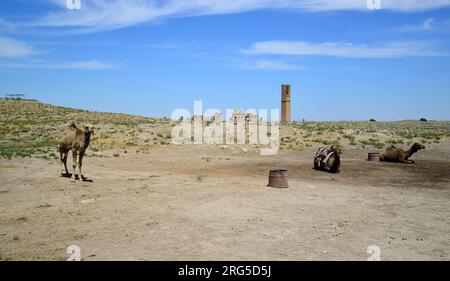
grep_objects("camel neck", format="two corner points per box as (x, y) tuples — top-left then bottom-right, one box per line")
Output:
(330, 153), (340, 172)
(406, 146), (417, 158)
(84, 132), (91, 146)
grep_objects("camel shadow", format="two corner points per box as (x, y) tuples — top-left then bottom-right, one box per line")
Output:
(61, 173), (94, 183)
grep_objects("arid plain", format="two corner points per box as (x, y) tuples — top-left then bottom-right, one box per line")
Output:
(1, 99), (449, 260)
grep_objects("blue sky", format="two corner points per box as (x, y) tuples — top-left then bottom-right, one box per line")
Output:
(1, 0), (450, 121)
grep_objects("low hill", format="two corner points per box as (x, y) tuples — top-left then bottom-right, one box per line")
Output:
(1, 98), (449, 159)
(0, 99), (171, 159)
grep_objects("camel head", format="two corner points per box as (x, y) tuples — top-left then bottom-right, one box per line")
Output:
(330, 146), (343, 156)
(412, 143), (425, 152)
(83, 124), (95, 135)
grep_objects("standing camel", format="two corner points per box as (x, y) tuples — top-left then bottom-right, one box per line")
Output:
(59, 123), (94, 182)
(313, 146), (342, 173)
(380, 143), (425, 164)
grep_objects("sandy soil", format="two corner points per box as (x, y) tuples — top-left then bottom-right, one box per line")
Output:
(0, 143), (449, 261)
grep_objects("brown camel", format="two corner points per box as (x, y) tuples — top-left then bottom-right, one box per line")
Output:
(380, 143), (425, 164)
(59, 123), (94, 182)
(313, 146), (342, 173)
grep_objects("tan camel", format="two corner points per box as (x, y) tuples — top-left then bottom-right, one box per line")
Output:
(59, 123), (94, 182)
(380, 143), (425, 164)
(313, 146), (342, 173)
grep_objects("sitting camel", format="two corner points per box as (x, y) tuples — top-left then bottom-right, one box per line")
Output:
(313, 146), (342, 173)
(59, 123), (94, 182)
(380, 143), (425, 164)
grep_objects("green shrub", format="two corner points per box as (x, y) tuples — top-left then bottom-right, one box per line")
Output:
(0, 138), (57, 160)
(373, 142), (385, 149)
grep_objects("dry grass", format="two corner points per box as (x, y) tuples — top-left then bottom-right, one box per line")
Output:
(281, 120), (450, 150)
(1, 98), (449, 159)
(0, 99), (172, 159)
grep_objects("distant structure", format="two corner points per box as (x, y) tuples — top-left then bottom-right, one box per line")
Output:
(5, 93), (25, 100)
(230, 109), (257, 125)
(211, 112), (223, 123)
(3, 94), (38, 102)
(192, 115), (203, 123)
(231, 109), (247, 123)
(281, 84), (291, 123)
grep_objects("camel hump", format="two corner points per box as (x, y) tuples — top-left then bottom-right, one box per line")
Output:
(69, 121), (80, 129)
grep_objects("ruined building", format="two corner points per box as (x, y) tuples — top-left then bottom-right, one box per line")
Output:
(231, 109), (258, 125)
(281, 84), (291, 123)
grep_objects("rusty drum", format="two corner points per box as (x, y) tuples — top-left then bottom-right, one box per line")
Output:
(267, 169), (289, 188)
(368, 152), (381, 161)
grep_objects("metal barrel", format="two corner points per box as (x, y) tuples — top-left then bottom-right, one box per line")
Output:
(368, 152), (381, 161)
(267, 169), (289, 188)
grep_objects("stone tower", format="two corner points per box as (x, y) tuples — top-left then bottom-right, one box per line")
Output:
(281, 84), (291, 123)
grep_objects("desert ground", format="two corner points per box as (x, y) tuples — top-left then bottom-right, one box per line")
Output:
(1, 99), (449, 261)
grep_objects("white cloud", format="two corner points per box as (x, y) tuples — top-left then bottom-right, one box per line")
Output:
(398, 18), (436, 32)
(0, 18), (16, 30)
(242, 40), (450, 58)
(30, 0), (161, 32)
(22, 0), (450, 33)
(0, 60), (119, 70)
(58, 60), (119, 69)
(0, 36), (117, 70)
(295, 0), (450, 12)
(397, 17), (450, 32)
(0, 37), (35, 58)
(240, 60), (304, 70)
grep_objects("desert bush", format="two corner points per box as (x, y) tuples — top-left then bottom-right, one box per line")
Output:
(126, 141), (137, 146)
(373, 142), (385, 149)
(359, 140), (369, 146)
(0, 137), (58, 160)
(49, 152), (58, 159)
(343, 134), (355, 142)
(387, 139), (404, 145)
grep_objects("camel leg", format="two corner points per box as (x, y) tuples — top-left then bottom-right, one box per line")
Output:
(60, 151), (69, 176)
(400, 159), (414, 164)
(78, 151), (84, 181)
(404, 157), (415, 164)
(71, 150), (78, 182)
(63, 152), (69, 175)
(60, 150), (65, 176)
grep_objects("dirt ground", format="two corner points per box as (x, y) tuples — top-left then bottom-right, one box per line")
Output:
(0, 143), (449, 261)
